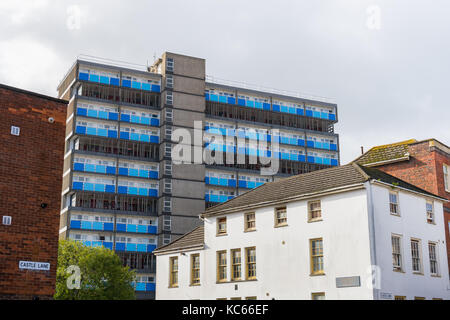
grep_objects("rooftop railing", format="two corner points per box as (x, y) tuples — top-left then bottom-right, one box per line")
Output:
(58, 54), (156, 89)
(205, 75), (336, 104)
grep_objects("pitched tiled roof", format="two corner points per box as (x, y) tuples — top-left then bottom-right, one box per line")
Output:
(154, 226), (204, 254)
(355, 139), (417, 166)
(202, 163), (444, 217)
(203, 163), (369, 216)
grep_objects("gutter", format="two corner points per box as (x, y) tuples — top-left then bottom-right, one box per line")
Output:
(371, 180), (448, 202)
(365, 181), (378, 300)
(153, 244), (205, 256)
(362, 155), (410, 168)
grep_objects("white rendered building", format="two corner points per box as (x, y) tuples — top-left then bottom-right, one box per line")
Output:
(154, 163), (450, 300)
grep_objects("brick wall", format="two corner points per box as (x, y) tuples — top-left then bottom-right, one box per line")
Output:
(375, 141), (450, 274)
(0, 85), (67, 299)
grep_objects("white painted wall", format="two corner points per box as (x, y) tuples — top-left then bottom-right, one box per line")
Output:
(370, 182), (450, 300)
(156, 183), (450, 300)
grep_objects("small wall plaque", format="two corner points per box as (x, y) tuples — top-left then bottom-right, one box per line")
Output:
(336, 276), (361, 288)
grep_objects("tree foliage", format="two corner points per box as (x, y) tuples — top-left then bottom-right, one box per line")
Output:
(54, 240), (136, 300)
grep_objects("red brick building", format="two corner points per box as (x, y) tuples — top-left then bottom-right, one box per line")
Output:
(356, 139), (450, 273)
(0, 84), (67, 299)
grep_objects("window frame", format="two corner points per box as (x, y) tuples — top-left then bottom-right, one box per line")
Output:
(311, 292), (325, 300)
(274, 206), (288, 227)
(231, 249), (242, 281)
(391, 234), (403, 272)
(428, 241), (440, 276)
(245, 247), (257, 280)
(190, 253), (200, 286)
(217, 250), (227, 282)
(169, 256), (178, 288)
(244, 212), (256, 232)
(426, 201), (435, 224)
(216, 217), (227, 236)
(443, 164), (449, 192)
(310, 238), (324, 276)
(308, 200), (322, 222)
(389, 191), (400, 216)
(410, 238), (423, 274)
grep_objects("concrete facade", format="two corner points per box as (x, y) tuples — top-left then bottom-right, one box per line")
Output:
(56, 51), (340, 298)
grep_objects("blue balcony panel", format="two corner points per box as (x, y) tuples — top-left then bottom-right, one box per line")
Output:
(100, 76), (109, 85)
(77, 107), (87, 116)
(107, 130), (117, 138)
(110, 78), (120, 86)
(150, 118), (159, 126)
(105, 185), (115, 193)
(79, 72), (89, 81)
(104, 223), (114, 231)
(75, 126), (86, 135)
(70, 220), (81, 229)
(89, 74), (99, 82)
(116, 223), (126, 232)
(116, 243), (125, 251)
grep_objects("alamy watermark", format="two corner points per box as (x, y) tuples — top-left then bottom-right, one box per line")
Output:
(171, 121), (280, 175)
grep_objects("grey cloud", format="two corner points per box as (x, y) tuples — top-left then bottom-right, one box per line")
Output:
(0, 0), (448, 163)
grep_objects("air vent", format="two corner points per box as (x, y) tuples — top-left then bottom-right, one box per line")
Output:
(2, 216), (12, 225)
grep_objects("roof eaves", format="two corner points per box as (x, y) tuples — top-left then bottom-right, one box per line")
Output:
(154, 244), (205, 255)
(202, 183), (366, 218)
(370, 179), (448, 202)
(362, 155), (410, 167)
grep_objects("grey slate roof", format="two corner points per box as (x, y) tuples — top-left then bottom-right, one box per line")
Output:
(154, 226), (204, 254)
(202, 163), (443, 217)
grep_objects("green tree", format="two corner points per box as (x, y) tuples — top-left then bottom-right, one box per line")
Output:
(54, 240), (136, 300)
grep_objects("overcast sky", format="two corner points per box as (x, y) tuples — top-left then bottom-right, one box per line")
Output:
(0, 0), (448, 163)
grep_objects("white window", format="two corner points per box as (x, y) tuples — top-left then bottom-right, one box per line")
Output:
(165, 127), (172, 141)
(166, 75), (173, 88)
(444, 164), (449, 192)
(428, 242), (439, 276)
(389, 192), (399, 216)
(165, 109), (173, 122)
(163, 215), (171, 231)
(426, 201), (434, 224)
(163, 234), (171, 245)
(163, 198), (172, 212)
(166, 92), (173, 105)
(165, 144), (172, 158)
(165, 162), (172, 175)
(410, 239), (422, 273)
(166, 58), (174, 72)
(164, 179), (172, 193)
(392, 235), (403, 271)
